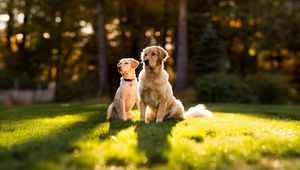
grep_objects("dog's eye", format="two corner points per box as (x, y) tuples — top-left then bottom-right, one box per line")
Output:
(152, 52), (156, 56)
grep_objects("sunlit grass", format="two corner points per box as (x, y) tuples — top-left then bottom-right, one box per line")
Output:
(0, 103), (299, 170)
(168, 113), (300, 170)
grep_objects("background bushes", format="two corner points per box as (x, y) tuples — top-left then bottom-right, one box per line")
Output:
(195, 73), (252, 102)
(246, 73), (290, 103)
(55, 74), (98, 102)
(195, 72), (292, 103)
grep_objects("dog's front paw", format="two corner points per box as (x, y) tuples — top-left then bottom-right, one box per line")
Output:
(156, 118), (163, 123)
(122, 117), (128, 121)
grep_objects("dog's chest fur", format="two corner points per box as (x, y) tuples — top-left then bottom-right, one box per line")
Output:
(140, 70), (168, 109)
(114, 78), (138, 112)
(121, 80), (137, 102)
(141, 88), (159, 109)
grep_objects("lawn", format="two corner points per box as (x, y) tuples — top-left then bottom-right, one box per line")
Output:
(0, 103), (300, 170)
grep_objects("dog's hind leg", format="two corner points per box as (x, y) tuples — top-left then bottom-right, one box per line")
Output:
(167, 99), (184, 119)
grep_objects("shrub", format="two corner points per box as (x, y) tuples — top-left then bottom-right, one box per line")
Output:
(0, 71), (48, 90)
(246, 73), (290, 103)
(195, 73), (252, 102)
(0, 70), (12, 89)
(55, 74), (98, 101)
(193, 23), (229, 76)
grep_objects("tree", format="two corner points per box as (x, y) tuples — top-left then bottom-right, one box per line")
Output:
(193, 22), (228, 76)
(0, 0), (299, 101)
(5, 0), (14, 51)
(175, 0), (188, 90)
(96, 0), (107, 96)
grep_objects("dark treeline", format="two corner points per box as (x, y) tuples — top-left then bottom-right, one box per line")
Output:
(0, 0), (299, 103)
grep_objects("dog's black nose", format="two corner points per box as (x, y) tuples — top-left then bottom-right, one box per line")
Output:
(144, 60), (149, 66)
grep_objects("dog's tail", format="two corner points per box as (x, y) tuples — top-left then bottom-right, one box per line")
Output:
(106, 103), (114, 120)
(184, 104), (213, 118)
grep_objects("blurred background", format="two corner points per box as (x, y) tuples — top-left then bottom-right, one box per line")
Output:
(0, 0), (299, 104)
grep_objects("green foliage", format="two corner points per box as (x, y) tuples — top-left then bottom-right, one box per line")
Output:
(193, 23), (229, 76)
(0, 71), (48, 90)
(195, 73), (252, 102)
(246, 73), (290, 104)
(1, 0), (300, 101)
(195, 72), (293, 103)
(55, 74), (98, 101)
(0, 103), (300, 169)
(0, 70), (12, 89)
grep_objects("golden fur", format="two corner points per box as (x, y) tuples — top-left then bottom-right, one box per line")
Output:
(138, 46), (213, 122)
(107, 58), (139, 121)
(138, 46), (184, 122)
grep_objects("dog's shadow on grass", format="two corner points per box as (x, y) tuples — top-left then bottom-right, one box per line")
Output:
(99, 119), (136, 140)
(102, 119), (179, 167)
(135, 120), (179, 166)
(0, 105), (107, 169)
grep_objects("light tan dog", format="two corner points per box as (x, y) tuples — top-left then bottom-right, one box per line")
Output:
(107, 58), (139, 121)
(138, 46), (213, 122)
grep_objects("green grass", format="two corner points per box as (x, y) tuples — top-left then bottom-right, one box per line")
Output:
(0, 103), (300, 170)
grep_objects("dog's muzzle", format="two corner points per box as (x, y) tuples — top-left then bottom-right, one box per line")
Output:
(143, 60), (149, 66)
(117, 66), (121, 71)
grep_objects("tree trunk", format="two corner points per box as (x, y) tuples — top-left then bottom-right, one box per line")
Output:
(6, 0), (14, 51)
(17, 0), (30, 55)
(97, 0), (107, 96)
(162, 0), (168, 47)
(175, 0), (188, 90)
(132, 0), (145, 60)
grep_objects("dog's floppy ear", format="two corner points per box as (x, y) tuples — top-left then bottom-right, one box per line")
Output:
(117, 59), (122, 67)
(157, 46), (169, 62)
(140, 48), (146, 61)
(130, 58), (139, 69)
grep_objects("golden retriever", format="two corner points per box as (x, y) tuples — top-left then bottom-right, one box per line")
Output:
(138, 46), (212, 122)
(107, 58), (139, 121)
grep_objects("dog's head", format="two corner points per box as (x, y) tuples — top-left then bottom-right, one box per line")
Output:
(117, 58), (139, 76)
(141, 46), (169, 69)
